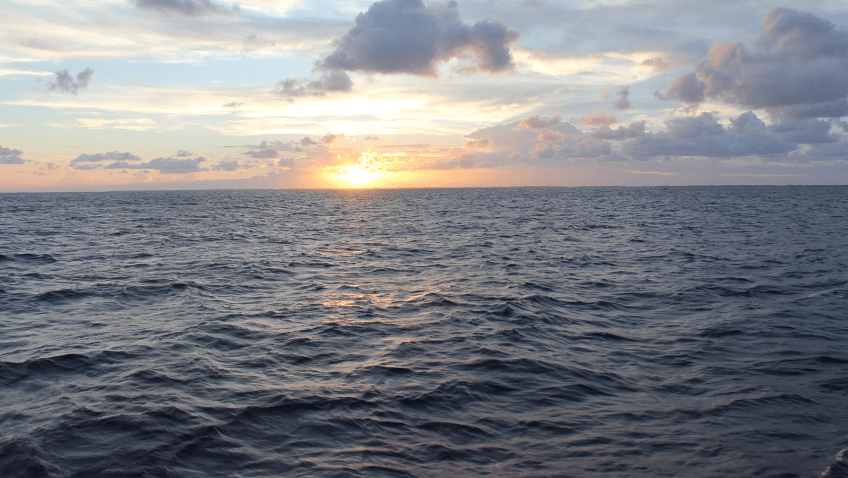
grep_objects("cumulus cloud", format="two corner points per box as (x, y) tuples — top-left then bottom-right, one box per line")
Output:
(0, 146), (25, 164)
(273, 71), (353, 99)
(47, 68), (93, 94)
(174, 149), (193, 157)
(622, 112), (798, 159)
(134, 0), (240, 16)
(519, 114), (560, 129)
(658, 8), (848, 120)
(579, 110), (617, 126)
(319, 0), (520, 77)
(70, 151), (141, 167)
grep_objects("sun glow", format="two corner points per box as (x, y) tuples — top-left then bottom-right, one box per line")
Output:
(335, 152), (384, 187)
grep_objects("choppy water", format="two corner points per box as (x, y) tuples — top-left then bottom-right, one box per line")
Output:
(1, 187), (847, 478)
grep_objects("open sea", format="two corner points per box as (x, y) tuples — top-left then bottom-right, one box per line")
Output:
(1, 186), (847, 478)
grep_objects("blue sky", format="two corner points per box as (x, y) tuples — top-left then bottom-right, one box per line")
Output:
(1, 0), (847, 190)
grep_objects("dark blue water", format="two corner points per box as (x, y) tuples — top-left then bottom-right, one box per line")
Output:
(1, 187), (847, 478)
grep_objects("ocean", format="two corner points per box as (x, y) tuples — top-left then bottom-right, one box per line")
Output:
(1, 186), (846, 477)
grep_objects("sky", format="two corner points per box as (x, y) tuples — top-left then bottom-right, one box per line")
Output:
(1, 0), (848, 190)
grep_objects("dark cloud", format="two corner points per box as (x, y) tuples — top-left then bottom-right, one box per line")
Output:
(579, 110), (617, 126)
(519, 114), (560, 129)
(244, 148), (280, 159)
(70, 151), (141, 167)
(273, 71), (353, 99)
(622, 112), (798, 159)
(47, 68), (93, 95)
(134, 0), (240, 16)
(318, 0), (520, 77)
(613, 86), (632, 110)
(590, 121), (646, 140)
(659, 8), (848, 120)
(0, 146), (25, 164)
(768, 118), (839, 144)
(299, 137), (318, 147)
(174, 149), (194, 157)
(656, 72), (704, 103)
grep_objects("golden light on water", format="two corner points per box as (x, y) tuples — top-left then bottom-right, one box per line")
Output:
(335, 152), (384, 187)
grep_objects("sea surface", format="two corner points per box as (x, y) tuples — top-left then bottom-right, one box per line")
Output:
(1, 187), (847, 478)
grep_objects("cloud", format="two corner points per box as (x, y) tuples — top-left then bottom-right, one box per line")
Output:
(71, 151), (141, 167)
(590, 121), (646, 140)
(273, 71), (353, 99)
(519, 114), (560, 129)
(641, 57), (669, 72)
(47, 68), (93, 94)
(244, 148), (280, 159)
(465, 117), (611, 163)
(658, 8), (848, 120)
(463, 138), (493, 149)
(134, 0), (240, 16)
(321, 133), (343, 146)
(277, 157), (295, 168)
(213, 160), (245, 171)
(537, 129), (565, 142)
(579, 110), (617, 126)
(108, 156), (208, 174)
(0, 146), (25, 164)
(223, 101), (244, 108)
(613, 86), (631, 110)
(247, 141), (299, 152)
(621, 112), (798, 159)
(318, 0), (520, 77)
(299, 137), (318, 147)
(174, 149), (194, 157)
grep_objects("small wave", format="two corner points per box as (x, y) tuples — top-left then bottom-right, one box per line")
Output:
(12, 253), (57, 263)
(33, 288), (92, 303)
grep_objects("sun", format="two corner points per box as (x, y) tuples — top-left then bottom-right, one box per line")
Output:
(335, 153), (384, 187)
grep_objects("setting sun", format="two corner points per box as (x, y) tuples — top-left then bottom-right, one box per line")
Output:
(335, 153), (384, 187)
